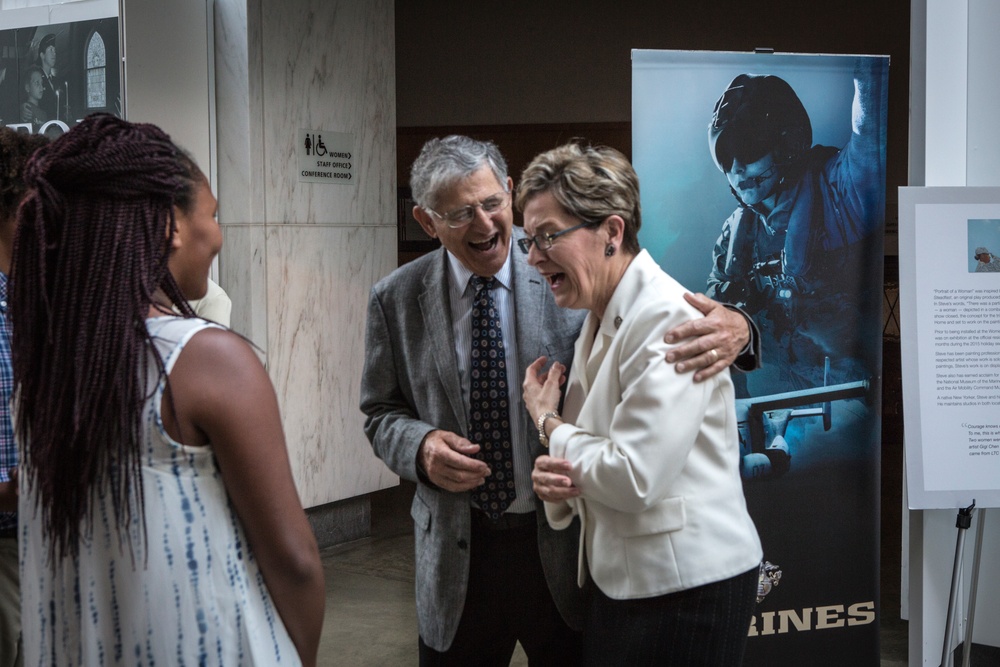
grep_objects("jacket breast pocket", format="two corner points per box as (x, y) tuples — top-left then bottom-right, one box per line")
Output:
(614, 497), (686, 537)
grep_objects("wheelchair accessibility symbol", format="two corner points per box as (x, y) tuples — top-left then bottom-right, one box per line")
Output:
(299, 129), (357, 185)
(304, 133), (328, 156)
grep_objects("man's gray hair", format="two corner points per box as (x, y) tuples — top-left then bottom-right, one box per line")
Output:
(409, 135), (509, 211)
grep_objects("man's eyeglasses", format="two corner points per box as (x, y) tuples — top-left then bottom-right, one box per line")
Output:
(425, 191), (510, 228)
(517, 221), (600, 254)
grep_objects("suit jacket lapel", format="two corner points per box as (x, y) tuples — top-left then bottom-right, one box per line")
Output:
(512, 237), (545, 367)
(418, 250), (467, 432)
(512, 234), (552, 457)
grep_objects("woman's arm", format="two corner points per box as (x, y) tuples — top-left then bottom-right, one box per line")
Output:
(164, 328), (325, 667)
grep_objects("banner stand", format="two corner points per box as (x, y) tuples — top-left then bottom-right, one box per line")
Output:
(941, 502), (979, 667)
(634, 50), (888, 664)
(962, 512), (986, 667)
(959, 509), (987, 667)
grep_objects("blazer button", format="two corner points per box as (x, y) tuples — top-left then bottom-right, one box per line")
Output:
(457, 539), (468, 550)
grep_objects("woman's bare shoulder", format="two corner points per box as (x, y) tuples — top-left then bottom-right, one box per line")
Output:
(169, 326), (267, 393)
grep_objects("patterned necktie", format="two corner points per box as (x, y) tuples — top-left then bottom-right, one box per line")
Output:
(468, 276), (516, 520)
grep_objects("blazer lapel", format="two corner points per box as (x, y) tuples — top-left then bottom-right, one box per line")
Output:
(585, 331), (609, 389)
(562, 314), (595, 422)
(418, 250), (468, 432)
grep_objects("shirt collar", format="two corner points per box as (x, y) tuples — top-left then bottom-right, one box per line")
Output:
(446, 244), (514, 297)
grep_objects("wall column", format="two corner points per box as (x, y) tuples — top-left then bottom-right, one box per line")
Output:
(214, 0), (398, 545)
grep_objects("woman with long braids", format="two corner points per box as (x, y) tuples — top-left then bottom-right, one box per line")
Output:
(11, 114), (324, 665)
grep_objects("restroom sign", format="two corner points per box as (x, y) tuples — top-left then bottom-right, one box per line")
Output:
(298, 129), (356, 185)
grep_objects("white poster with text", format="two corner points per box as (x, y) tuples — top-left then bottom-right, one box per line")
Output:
(900, 186), (1000, 509)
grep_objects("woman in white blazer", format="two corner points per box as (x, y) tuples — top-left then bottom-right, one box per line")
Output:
(516, 142), (762, 666)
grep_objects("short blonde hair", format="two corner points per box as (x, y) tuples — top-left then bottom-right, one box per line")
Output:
(515, 140), (641, 256)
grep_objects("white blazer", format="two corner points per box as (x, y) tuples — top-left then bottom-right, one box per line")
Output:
(546, 250), (762, 600)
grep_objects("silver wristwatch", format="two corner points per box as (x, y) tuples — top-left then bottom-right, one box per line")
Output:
(536, 410), (560, 448)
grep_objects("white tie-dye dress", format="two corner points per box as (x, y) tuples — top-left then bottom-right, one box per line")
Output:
(19, 316), (300, 666)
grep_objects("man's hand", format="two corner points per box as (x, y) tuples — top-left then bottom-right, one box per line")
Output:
(532, 455), (579, 503)
(664, 292), (751, 382)
(418, 430), (490, 492)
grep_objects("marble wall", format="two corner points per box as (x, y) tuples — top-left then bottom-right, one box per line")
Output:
(215, 0), (398, 509)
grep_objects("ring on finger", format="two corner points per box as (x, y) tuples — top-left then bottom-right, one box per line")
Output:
(709, 348), (719, 362)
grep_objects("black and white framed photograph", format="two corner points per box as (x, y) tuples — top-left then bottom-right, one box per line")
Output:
(2, 3), (119, 138)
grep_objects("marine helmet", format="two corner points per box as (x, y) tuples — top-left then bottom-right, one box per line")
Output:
(708, 74), (812, 173)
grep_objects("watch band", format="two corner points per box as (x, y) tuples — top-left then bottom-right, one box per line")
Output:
(536, 410), (560, 448)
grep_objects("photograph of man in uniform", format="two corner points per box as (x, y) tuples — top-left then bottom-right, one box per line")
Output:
(34, 33), (60, 120)
(6, 19), (120, 135)
(704, 61), (886, 393)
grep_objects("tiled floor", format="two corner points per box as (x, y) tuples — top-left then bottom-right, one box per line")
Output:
(317, 481), (913, 667)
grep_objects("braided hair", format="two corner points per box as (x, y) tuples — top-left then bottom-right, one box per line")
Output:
(11, 113), (202, 562)
(0, 128), (49, 225)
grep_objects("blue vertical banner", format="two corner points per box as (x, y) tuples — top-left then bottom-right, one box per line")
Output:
(633, 51), (888, 665)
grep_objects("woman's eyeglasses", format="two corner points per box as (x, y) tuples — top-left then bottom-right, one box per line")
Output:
(517, 221), (600, 254)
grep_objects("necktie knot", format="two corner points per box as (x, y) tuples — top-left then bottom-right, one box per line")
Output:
(471, 275), (497, 293)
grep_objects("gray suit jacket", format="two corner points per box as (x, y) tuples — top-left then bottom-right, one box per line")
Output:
(360, 230), (587, 651)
